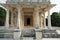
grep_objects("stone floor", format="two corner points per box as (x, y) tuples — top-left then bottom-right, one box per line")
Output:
(0, 38), (13, 40)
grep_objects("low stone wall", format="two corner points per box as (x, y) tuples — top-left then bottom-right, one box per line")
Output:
(52, 27), (60, 30)
(0, 29), (20, 39)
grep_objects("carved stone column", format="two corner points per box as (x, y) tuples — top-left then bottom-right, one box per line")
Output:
(48, 10), (52, 29)
(35, 7), (40, 29)
(11, 10), (14, 27)
(5, 7), (9, 28)
(17, 5), (22, 30)
(43, 13), (46, 28)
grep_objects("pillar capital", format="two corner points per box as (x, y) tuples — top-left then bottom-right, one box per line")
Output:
(5, 5), (11, 10)
(34, 6), (40, 12)
(17, 5), (22, 8)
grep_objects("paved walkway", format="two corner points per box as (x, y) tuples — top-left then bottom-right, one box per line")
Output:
(0, 38), (13, 40)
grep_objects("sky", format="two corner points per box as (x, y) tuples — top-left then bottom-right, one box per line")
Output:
(0, 0), (60, 17)
(45, 0), (60, 17)
(50, 0), (60, 14)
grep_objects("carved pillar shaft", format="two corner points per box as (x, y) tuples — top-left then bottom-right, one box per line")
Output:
(5, 7), (9, 28)
(17, 6), (21, 30)
(35, 7), (40, 29)
(48, 10), (52, 29)
(11, 11), (14, 27)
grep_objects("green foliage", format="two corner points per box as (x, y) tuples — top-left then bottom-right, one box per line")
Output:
(51, 12), (60, 27)
(46, 12), (60, 27)
(0, 7), (6, 26)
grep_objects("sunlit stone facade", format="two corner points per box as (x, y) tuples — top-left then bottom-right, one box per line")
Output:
(0, 0), (57, 39)
(1, 0), (55, 30)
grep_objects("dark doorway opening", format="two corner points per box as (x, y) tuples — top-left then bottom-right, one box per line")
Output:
(24, 15), (33, 26)
(27, 18), (30, 26)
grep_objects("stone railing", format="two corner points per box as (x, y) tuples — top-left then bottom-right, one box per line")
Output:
(6, 0), (50, 4)
(19, 0), (50, 4)
(46, 26), (60, 30)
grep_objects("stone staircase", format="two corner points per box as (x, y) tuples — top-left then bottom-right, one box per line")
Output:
(20, 29), (42, 40)
(0, 29), (13, 38)
(42, 30), (60, 38)
(0, 28), (60, 40)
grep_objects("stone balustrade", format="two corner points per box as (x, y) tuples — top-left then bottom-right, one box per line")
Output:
(6, 0), (50, 4)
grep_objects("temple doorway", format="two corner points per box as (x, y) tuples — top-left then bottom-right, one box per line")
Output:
(24, 12), (33, 27)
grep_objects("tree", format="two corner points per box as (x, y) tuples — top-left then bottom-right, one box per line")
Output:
(0, 7), (6, 26)
(51, 12), (60, 27)
(46, 12), (60, 27)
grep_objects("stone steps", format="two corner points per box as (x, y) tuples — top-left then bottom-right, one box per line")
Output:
(0, 30), (13, 38)
(42, 30), (60, 38)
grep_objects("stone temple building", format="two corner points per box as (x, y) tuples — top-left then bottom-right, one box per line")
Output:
(0, 0), (57, 39)
(1, 0), (55, 30)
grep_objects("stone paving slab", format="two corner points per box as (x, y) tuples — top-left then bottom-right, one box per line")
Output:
(42, 38), (60, 40)
(0, 38), (13, 40)
(0, 38), (60, 40)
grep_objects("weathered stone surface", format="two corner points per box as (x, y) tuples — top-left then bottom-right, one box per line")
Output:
(0, 30), (13, 38)
(21, 29), (35, 37)
(42, 30), (59, 38)
(6, 0), (50, 4)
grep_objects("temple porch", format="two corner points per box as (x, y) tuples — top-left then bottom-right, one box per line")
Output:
(1, 4), (55, 30)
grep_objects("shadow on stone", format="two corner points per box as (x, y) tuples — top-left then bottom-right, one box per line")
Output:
(21, 29), (36, 38)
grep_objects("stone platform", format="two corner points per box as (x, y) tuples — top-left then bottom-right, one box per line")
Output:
(0, 29), (60, 40)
